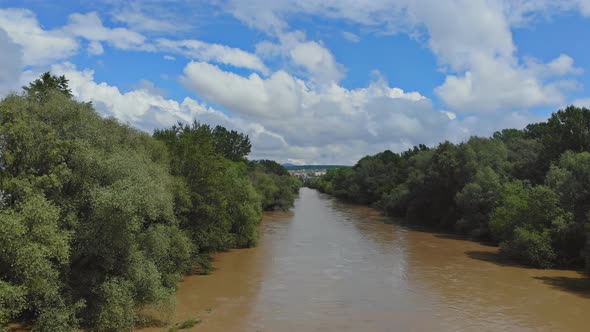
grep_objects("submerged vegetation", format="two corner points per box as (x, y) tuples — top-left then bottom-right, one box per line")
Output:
(0, 73), (301, 331)
(307, 105), (590, 271)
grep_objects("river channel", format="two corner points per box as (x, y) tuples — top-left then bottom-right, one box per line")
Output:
(143, 188), (590, 331)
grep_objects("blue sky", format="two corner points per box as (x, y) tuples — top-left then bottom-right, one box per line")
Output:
(1, 1), (590, 164)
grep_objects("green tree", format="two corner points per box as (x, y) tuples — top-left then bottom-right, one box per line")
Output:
(0, 281), (25, 328)
(249, 160), (301, 211)
(23, 72), (73, 101)
(0, 194), (76, 330)
(546, 151), (590, 266)
(455, 167), (502, 238)
(212, 125), (252, 161)
(251, 159), (289, 176)
(312, 105), (590, 270)
(1, 73), (297, 330)
(525, 106), (590, 180)
(490, 182), (573, 268)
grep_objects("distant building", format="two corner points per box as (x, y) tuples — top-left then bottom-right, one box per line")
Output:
(286, 168), (327, 180)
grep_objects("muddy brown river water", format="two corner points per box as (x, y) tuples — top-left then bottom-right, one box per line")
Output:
(141, 188), (590, 331)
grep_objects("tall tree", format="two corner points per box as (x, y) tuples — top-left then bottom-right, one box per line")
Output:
(212, 125), (252, 161)
(23, 72), (73, 101)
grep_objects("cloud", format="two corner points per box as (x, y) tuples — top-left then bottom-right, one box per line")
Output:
(0, 9), (151, 66)
(572, 98), (590, 108)
(53, 62), (179, 126)
(50, 62), (230, 131)
(289, 41), (345, 83)
(45, 60), (547, 165)
(341, 31), (360, 42)
(434, 57), (574, 113)
(112, 10), (188, 33)
(0, 7), (268, 77)
(0, 8), (78, 66)
(181, 60), (448, 152)
(447, 110), (545, 142)
(46, 60), (454, 164)
(224, 0), (590, 37)
(87, 41), (104, 55)
(178, 57), (551, 163)
(0, 28), (23, 96)
(108, 0), (199, 33)
(0, 7), (268, 79)
(579, 0), (590, 16)
(537, 54), (583, 77)
(256, 31), (345, 84)
(225, 0), (585, 112)
(224, 0), (409, 34)
(441, 111), (456, 120)
(181, 61), (303, 118)
(6, 2), (588, 164)
(163, 55), (175, 61)
(49, 62), (301, 160)
(62, 12), (149, 51)
(156, 38), (269, 74)
(409, 1), (582, 112)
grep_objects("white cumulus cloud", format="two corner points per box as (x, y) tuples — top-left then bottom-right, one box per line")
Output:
(0, 8), (79, 66)
(0, 28), (23, 96)
(256, 31), (345, 84)
(62, 12), (149, 51)
(225, 0), (586, 113)
(157, 38), (269, 74)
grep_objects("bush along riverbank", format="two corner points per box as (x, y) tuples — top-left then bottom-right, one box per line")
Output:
(0, 73), (301, 331)
(307, 105), (590, 271)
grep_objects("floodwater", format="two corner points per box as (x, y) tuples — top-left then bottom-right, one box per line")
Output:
(142, 188), (590, 331)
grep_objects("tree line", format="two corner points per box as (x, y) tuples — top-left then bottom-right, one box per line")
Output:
(0, 73), (301, 331)
(307, 105), (590, 271)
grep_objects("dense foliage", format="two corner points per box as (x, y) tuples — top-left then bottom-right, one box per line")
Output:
(0, 73), (300, 331)
(307, 106), (590, 270)
(249, 160), (301, 211)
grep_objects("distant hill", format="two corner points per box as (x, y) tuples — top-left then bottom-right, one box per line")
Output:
(282, 164), (349, 170)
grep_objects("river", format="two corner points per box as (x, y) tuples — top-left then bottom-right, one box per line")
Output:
(142, 188), (590, 331)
